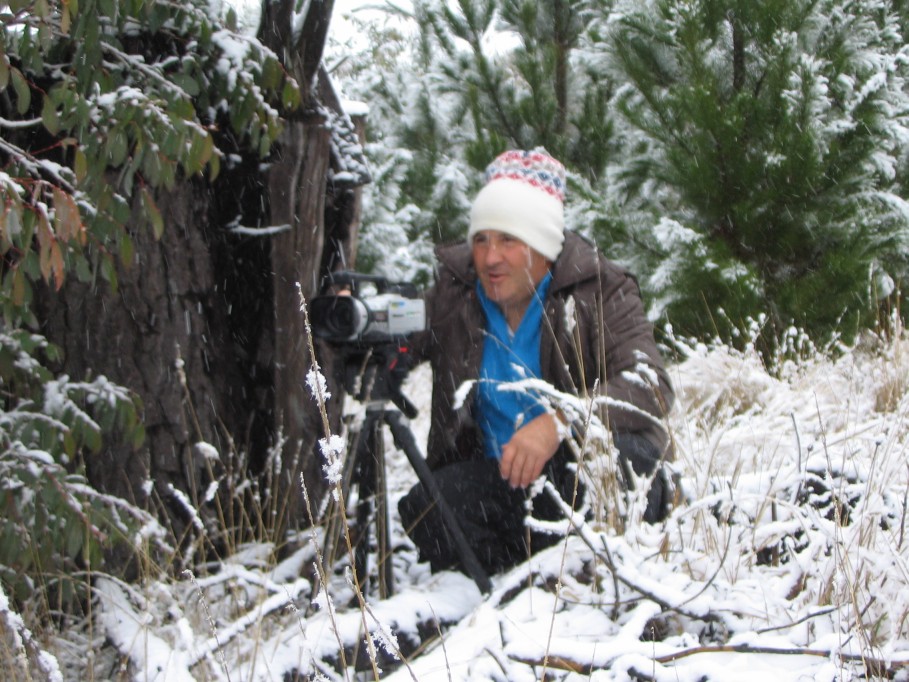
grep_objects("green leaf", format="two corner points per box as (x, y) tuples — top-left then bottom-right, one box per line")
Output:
(100, 255), (118, 291)
(258, 131), (271, 158)
(84, 424), (102, 451)
(11, 267), (26, 306)
(74, 254), (92, 282)
(282, 80), (301, 110)
(65, 522), (84, 560)
(0, 54), (9, 91)
(62, 430), (76, 457)
(141, 148), (162, 187)
(224, 6), (238, 30)
(119, 231), (134, 267)
(140, 188), (164, 240)
(34, 0), (51, 19)
(262, 58), (282, 90)
(185, 132), (213, 175)
(42, 95), (60, 135)
(131, 422), (146, 449)
(74, 147), (88, 183)
(98, 0), (116, 20)
(207, 151), (220, 182)
(10, 68), (30, 115)
(107, 130), (129, 167)
(170, 72), (201, 98)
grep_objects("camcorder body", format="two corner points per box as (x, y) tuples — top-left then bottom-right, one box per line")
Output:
(310, 272), (425, 344)
(310, 272), (426, 415)
(310, 271), (425, 344)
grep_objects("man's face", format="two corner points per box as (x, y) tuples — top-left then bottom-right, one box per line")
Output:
(471, 230), (551, 321)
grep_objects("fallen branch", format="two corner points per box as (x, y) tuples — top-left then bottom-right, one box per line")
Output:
(660, 643), (908, 678)
(510, 644), (909, 678)
(508, 653), (592, 675)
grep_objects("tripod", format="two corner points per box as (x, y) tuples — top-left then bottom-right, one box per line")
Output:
(317, 345), (492, 600)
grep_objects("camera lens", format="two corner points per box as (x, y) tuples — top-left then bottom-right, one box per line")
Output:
(333, 299), (356, 333)
(311, 296), (369, 341)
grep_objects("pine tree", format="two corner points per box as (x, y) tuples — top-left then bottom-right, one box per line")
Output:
(605, 0), (909, 342)
(333, 0), (620, 281)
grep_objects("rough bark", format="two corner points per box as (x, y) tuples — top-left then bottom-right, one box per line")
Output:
(28, 0), (364, 558)
(266, 113), (334, 532)
(34, 176), (271, 543)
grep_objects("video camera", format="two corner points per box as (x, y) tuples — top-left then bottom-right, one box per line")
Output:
(311, 271), (493, 597)
(310, 272), (426, 417)
(310, 271), (425, 345)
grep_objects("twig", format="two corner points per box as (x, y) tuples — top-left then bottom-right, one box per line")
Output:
(297, 287), (351, 679)
(543, 482), (706, 621)
(656, 643), (907, 672)
(429, 604), (453, 682)
(541, 394), (595, 675)
(0, 137), (77, 193)
(899, 463), (909, 550)
(360, 599), (420, 682)
(755, 606), (836, 634)
(184, 570), (233, 682)
(790, 411), (809, 515)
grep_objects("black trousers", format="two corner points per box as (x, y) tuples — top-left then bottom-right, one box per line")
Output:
(398, 433), (672, 576)
(398, 457), (579, 575)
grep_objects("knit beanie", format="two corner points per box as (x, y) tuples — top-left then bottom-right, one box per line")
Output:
(468, 149), (567, 261)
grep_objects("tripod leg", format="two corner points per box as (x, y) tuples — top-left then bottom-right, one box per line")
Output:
(373, 420), (394, 598)
(385, 410), (492, 594)
(353, 409), (395, 598)
(353, 416), (377, 594)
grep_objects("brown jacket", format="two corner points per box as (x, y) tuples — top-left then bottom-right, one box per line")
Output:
(413, 231), (674, 470)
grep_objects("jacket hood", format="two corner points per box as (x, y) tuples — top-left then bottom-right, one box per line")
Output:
(435, 230), (602, 293)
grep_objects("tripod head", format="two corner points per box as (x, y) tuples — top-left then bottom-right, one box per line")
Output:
(337, 340), (419, 419)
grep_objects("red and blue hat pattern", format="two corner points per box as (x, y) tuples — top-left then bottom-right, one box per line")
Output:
(484, 149), (566, 203)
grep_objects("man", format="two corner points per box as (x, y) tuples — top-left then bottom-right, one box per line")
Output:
(399, 149), (674, 576)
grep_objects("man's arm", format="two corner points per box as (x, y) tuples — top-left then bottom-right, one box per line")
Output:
(597, 267), (674, 441)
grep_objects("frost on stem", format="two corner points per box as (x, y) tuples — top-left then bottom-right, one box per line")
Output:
(319, 434), (346, 497)
(306, 367), (331, 404)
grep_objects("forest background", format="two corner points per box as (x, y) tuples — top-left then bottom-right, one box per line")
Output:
(2, 0), (909, 679)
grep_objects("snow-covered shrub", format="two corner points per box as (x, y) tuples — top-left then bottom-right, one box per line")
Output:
(0, 330), (160, 602)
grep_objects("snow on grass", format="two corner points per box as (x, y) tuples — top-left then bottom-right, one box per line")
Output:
(27, 328), (909, 680)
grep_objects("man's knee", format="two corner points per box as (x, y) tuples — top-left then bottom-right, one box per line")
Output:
(399, 481), (459, 571)
(613, 432), (673, 523)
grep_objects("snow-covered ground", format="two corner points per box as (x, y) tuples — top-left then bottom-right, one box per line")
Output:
(7, 325), (909, 681)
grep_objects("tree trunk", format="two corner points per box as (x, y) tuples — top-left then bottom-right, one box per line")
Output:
(31, 0), (364, 560)
(267, 112), (334, 534)
(35, 177), (262, 547)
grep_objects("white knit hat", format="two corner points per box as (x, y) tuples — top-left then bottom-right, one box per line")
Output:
(468, 149), (567, 261)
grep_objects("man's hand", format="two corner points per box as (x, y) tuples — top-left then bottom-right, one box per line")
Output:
(499, 412), (562, 488)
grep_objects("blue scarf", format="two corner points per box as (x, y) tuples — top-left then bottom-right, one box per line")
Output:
(475, 272), (552, 460)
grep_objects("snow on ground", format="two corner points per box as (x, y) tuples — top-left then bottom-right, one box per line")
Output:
(32, 327), (909, 680)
